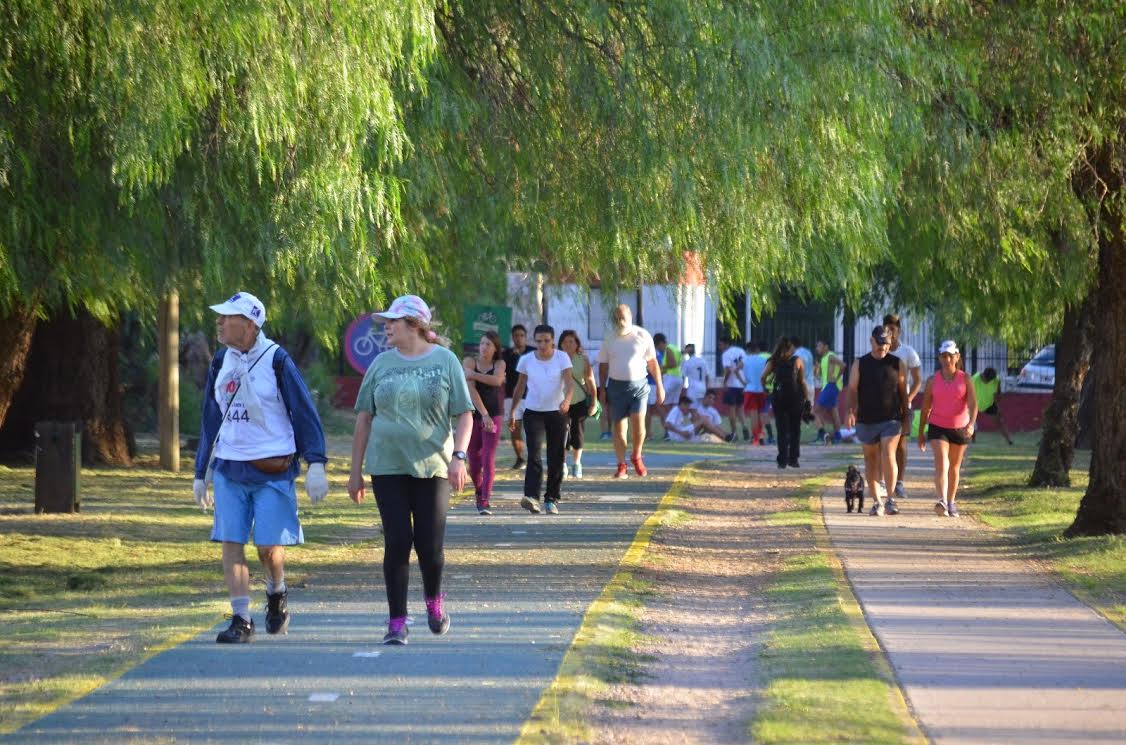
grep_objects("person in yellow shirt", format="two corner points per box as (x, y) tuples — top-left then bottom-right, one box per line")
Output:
(971, 368), (1013, 445)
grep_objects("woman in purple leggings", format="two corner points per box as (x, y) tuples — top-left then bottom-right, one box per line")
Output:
(464, 330), (506, 515)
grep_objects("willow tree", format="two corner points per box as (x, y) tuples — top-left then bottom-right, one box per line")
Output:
(887, 2), (1124, 534)
(0, 0), (437, 462)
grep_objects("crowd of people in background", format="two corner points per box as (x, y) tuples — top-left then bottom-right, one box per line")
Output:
(197, 289), (1008, 648)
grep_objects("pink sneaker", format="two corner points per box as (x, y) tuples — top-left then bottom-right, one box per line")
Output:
(425, 594), (450, 635)
(613, 463), (629, 479)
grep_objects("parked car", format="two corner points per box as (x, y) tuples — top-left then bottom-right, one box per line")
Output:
(1015, 344), (1055, 390)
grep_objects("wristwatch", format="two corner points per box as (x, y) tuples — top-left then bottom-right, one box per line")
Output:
(452, 450), (467, 461)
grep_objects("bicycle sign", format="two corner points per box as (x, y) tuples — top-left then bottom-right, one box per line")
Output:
(344, 313), (389, 374)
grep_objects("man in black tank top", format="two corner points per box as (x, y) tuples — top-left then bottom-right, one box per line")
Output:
(844, 325), (908, 516)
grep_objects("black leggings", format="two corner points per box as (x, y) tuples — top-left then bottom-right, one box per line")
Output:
(774, 401), (802, 466)
(523, 409), (567, 501)
(566, 399), (589, 450)
(371, 475), (449, 618)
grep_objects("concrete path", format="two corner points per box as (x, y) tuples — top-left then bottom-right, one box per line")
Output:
(4, 450), (715, 745)
(823, 448), (1126, 745)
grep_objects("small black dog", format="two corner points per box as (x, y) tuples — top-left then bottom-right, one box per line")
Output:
(844, 465), (865, 513)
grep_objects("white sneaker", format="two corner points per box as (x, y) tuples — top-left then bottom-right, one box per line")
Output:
(876, 481), (888, 499)
(573, 463), (583, 479)
(934, 500), (949, 517)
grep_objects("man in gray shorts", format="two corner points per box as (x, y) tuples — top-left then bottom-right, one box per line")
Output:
(844, 325), (908, 516)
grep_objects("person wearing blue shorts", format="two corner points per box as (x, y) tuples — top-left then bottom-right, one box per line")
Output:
(814, 340), (845, 442)
(844, 325), (908, 516)
(194, 291), (329, 644)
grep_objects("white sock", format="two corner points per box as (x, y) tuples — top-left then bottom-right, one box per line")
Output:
(266, 578), (286, 595)
(231, 596), (251, 622)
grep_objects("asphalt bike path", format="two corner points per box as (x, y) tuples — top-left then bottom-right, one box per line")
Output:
(5, 450), (722, 744)
(822, 446), (1126, 745)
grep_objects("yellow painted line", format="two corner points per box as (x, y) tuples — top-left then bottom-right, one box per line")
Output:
(515, 460), (702, 744)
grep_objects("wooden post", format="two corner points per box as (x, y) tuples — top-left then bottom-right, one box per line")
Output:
(158, 290), (180, 471)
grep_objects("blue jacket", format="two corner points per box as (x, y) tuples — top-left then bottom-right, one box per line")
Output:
(194, 347), (328, 483)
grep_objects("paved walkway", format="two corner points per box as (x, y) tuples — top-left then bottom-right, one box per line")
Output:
(4, 451), (712, 745)
(823, 448), (1126, 745)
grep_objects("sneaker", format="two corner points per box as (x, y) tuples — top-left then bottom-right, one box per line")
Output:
(573, 463), (583, 479)
(934, 499), (949, 517)
(425, 594), (450, 635)
(875, 481), (888, 499)
(832, 431), (842, 443)
(742, 427), (751, 442)
(560, 464), (568, 480)
(766, 437), (776, 445)
(512, 458), (526, 470)
(599, 432), (612, 441)
(815, 428), (826, 442)
(724, 433), (737, 443)
(885, 498), (899, 515)
(631, 455), (648, 477)
(265, 590), (290, 635)
(947, 501), (960, 517)
(520, 495), (542, 514)
(216, 615), (255, 644)
(777, 462), (786, 469)
(383, 616), (409, 645)
(894, 482), (907, 500)
(544, 500), (559, 515)
(613, 463), (629, 479)
(477, 506), (493, 516)
(788, 460), (800, 468)
(870, 501), (885, 517)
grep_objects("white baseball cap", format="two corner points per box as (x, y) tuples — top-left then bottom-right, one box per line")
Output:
(209, 291), (266, 325)
(372, 295), (432, 325)
(938, 339), (959, 355)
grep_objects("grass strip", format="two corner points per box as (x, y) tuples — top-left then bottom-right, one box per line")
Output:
(959, 437), (1125, 628)
(514, 461), (701, 744)
(753, 477), (925, 745)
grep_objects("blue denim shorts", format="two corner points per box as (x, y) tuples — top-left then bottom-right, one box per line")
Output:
(606, 378), (649, 421)
(211, 469), (304, 546)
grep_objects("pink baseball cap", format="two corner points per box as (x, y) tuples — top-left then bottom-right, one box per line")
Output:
(373, 295), (432, 325)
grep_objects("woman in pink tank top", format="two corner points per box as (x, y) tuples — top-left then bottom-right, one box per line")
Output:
(918, 340), (978, 517)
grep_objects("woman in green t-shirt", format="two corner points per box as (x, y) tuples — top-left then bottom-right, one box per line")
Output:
(348, 295), (474, 645)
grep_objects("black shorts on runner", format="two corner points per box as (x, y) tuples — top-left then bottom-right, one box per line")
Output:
(926, 423), (971, 446)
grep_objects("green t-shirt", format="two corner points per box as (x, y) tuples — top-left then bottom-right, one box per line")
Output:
(354, 346), (473, 478)
(972, 372), (999, 411)
(570, 353), (589, 404)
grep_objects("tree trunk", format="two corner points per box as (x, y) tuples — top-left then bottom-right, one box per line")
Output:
(0, 306), (38, 429)
(1029, 293), (1094, 487)
(0, 309), (132, 466)
(1066, 141), (1126, 537)
(158, 291), (180, 471)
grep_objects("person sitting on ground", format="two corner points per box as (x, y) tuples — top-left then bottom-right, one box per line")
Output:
(663, 396), (698, 442)
(693, 390), (730, 441)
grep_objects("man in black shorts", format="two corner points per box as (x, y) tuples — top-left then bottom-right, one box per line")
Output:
(718, 336), (747, 440)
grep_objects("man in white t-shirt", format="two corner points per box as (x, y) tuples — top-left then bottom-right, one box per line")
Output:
(694, 391), (729, 441)
(680, 344), (710, 405)
(597, 305), (664, 478)
(719, 336), (748, 440)
(509, 324), (574, 514)
(663, 397), (698, 442)
(884, 313), (923, 500)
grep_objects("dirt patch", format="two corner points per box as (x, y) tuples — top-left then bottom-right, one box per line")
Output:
(584, 460), (812, 744)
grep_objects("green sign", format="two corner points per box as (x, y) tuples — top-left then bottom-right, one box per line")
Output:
(464, 305), (512, 347)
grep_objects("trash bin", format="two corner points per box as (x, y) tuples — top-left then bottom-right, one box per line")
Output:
(34, 421), (81, 514)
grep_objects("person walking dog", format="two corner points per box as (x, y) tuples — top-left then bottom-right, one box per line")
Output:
(194, 291), (329, 644)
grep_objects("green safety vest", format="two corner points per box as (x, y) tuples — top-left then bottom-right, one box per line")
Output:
(820, 352), (842, 387)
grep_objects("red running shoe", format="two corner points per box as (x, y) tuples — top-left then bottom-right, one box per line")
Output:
(613, 463), (629, 479)
(631, 455), (648, 477)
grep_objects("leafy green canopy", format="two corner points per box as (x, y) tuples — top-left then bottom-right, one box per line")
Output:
(882, 1), (1122, 345)
(3, 1), (929, 339)
(1, 0), (435, 332)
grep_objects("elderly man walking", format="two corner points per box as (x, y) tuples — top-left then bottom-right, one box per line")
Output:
(597, 305), (664, 478)
(193, 291), (329, 643)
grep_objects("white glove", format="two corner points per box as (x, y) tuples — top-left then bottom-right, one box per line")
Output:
(305, 462), (328, 505)
(192, 478), (213, 511)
